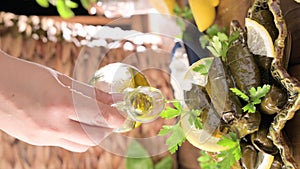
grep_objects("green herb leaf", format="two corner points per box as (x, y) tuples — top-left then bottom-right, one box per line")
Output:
(199, 35), (210, 49)
(228, 31), (240, 46)
(242, 102), (256, 113)
(207, 46), (220, 57)
(249, 84), (271, 101)
(65, 0), (78, 8)
(56, 0), (74, 18)
(36, 0), (49, 8)
(126, 140), (154, 169)
(230, 88), (249, 102)
(216, 132), (242, 169)
(231, 85), (270, 113)
(160, 107), (181, 119)
(160, 101), (182, 119)
(188, 110), (203, 129)
(198, 151), (219, 169)
(154, 156), (173, 169)
(158, 123), (186, 154)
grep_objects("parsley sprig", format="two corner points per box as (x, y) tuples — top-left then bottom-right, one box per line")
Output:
(192, 57), (214, 76)
(158, 101), (186, 154)
(230, 84), (271, 113)
(198, 132), (242, 169)
(200, 25), (239, 61)
(159, 101), (204, 153)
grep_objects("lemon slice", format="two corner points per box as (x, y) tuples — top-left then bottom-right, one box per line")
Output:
(245, 18), (275, 58)
(188, 0), (217, 31)
(183, 57), (214, 87)
(256, 152), (274, 169)
(181, 112), (228, 152)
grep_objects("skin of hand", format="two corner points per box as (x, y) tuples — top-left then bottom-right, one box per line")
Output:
(0, 50), (125, 152)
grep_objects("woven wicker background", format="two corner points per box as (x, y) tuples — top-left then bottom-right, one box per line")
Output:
(0, 13), (179, 169)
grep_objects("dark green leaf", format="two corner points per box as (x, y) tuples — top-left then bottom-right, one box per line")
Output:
(36, 0), (49, 8)
(154, 156), (173, 169)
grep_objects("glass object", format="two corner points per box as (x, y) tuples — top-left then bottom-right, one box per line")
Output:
(89, 62), (165, 132)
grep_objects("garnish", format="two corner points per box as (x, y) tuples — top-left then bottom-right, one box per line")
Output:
(173, 3), (194, 38)
(198, 151), (219, 169)
(200, 25), (239, 61)
(158, 101), (186, 154)
(192, 57), (213, 76)
(159, 101), (204, 153)
(217, 132), (242, 169)
(126, 140), (173, 169)
(188, 109), (203, 129)
(198, 132), (242, 169)
(230, 84), (271, 113)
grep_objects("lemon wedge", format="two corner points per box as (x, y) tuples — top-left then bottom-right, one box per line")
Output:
(245, 18), (275, 58)
(256, 152), (274, 169)
(180, 112), (228, 152)
(188, 0), (217, 31)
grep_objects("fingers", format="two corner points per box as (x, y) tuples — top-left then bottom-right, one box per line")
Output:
(56, 138), (90, 153)
(62, 119), (113, 147)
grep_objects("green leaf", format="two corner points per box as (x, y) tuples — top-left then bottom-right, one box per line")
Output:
(192, 58), (213, 75)
(173, 3), (182, 15)
(211, 36), (222, 52)
(216, 132), (242, 169)
(160, 107), (181, 119)
(56, 0), (74, 18)
(160, 101), (182, 119)
(198, 151), (219, 169)
(230, 88), (249, 102)
(80, 0), (89, 9)
(65, 0), (78, 8)
(207, 46), (220, 57)
(217, 32), (228, 41)
(206, 24), (224, 38)
(36, 0), (49, 8)
(154, 156), (173, 169)
(217, 135), (237, 149)
(199, 35), (210, 49)
(249, 84), (271, 100)
(159, 123), (186, 154)
(158, 125), (175, 136)
(126, 140), (154, 169)
(242, 102), (256, 113)
(228, 31), (240, 45)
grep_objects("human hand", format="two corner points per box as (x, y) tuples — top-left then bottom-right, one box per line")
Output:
(0, 50), (125, 152)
